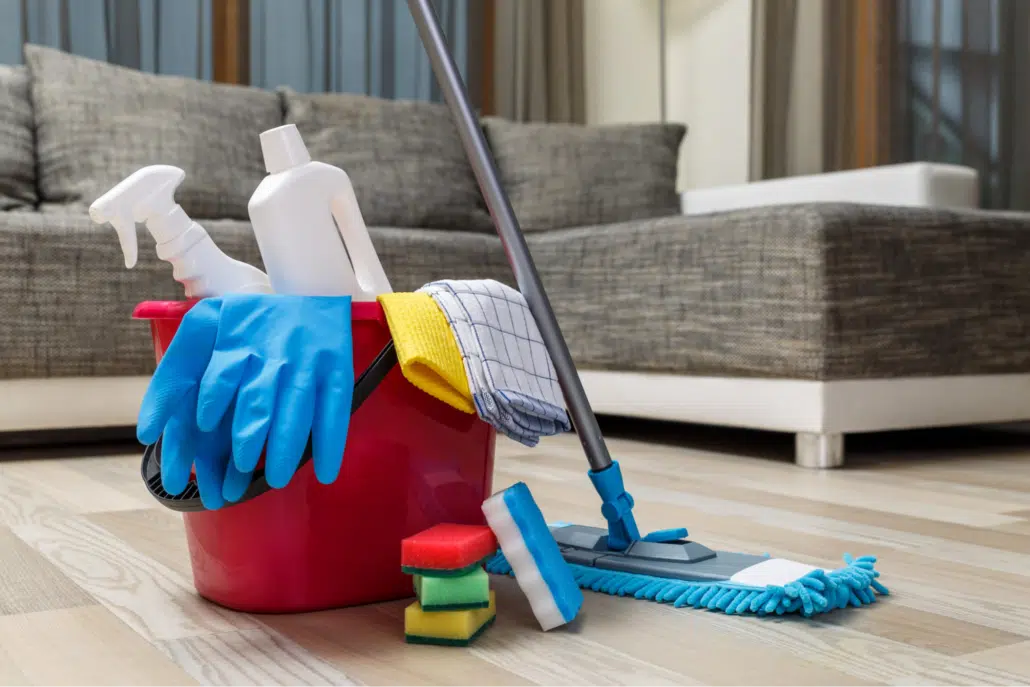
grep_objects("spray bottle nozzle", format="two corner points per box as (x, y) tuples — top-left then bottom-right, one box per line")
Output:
(89, 165), (186, 269)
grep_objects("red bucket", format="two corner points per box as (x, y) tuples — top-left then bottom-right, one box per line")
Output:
(132, 299), (496, 613)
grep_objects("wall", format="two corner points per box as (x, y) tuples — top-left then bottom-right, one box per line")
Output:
(583, 0), (754, 191)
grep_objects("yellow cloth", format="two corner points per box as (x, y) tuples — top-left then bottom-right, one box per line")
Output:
(378, 291), (475, 414)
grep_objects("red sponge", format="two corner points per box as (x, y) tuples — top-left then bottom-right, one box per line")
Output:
(401, 524), (498, 575)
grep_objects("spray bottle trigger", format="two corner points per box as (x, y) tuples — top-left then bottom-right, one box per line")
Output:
(110, 216), (138, 269)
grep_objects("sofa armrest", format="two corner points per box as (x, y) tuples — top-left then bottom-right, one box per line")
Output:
(681, 163), (980, 216)
(527, 203), (1030, 381)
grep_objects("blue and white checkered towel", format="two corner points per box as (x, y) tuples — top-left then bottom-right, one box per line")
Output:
(419, 279), (571, 447)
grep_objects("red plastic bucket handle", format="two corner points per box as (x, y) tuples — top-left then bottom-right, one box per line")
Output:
(140, 339), (398, 512)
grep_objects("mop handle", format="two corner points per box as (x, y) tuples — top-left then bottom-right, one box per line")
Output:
(406, 0), (613, 473)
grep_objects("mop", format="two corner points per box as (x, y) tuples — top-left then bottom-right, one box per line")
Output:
(406, 0), (887, 618)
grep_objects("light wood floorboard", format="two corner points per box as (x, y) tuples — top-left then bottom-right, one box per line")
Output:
(1, 428), (1029, 685)
(0, 606), (196, 685)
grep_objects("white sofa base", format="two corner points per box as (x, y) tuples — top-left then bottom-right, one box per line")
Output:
(578, 370), (1030, 467)
(4, 373), (1029, 468)
(0, 377), (150, 433)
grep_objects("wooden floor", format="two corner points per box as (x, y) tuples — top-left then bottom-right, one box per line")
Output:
(3, 423), (1030, 685)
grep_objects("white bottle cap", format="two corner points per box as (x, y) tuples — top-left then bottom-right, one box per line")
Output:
(260, 124), (312, 174)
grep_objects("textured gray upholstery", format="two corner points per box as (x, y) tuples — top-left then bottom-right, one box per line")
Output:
(5, 204), (1030, 382)
(0, 66), (36, 210)
(483, 118), (685, 231)
(25, 44), (281, 220)
(0, 211), (511, 379)
(283, 89), (493, 233)
(530, 204), (1030, 380)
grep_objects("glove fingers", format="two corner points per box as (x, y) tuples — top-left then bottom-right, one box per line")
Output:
(196, 351), (249, 432)
(231, 362), (282, 474)
(311, 366), (354, 485)
(193, 403), (235, 511)
(137, 299), (222, 445)
(160, 402), (198, 496)
(222, 461), (254, 503)
(264, 375), (317, 489)
(193, 451), (228, 510)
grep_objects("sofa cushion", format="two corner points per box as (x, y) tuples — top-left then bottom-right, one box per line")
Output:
(24, 44), (282, 220)
(528, 204), (1030, 380)
(484, 118), (685, 231)
(0, 66), (37, 210)
(0, 211), (510, 379)
(282, 89), (493, 233)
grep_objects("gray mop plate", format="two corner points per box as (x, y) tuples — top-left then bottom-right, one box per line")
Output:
(553, 525), (768, 582)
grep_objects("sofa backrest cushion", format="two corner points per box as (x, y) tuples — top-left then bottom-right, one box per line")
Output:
(25, 44), (282, 220)
(0, 65), (37, 211)
(483, 118), (686, 231)
(282, 89), (492, 232)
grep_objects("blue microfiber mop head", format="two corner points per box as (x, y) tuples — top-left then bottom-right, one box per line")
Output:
(482, 482), (583, 630)
(487, 538), (889, 619)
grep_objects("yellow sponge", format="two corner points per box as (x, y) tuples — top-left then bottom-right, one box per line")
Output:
(404, 591), (496, 646)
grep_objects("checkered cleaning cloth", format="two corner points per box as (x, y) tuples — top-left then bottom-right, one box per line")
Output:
(419, 280), (571, 447)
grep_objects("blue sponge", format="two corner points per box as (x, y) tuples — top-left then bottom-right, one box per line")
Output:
(481, 481), (583, 630)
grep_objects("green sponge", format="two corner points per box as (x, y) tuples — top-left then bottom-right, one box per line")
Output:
(413, 567), (490, 611)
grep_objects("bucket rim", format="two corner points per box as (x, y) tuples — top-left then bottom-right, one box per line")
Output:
(133, 299), (385, 321)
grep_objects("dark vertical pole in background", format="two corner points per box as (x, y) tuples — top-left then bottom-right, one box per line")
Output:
(893, 0), (912, 165)
(58, 0), (70, 51)
(380, 0), (395, 99)
(481, 0), (495, 114)
(1000, 0), (1029, 209)
(323, 0), (333, 92)
(930, 0), (941, 161)
(465, 0), (490, 113)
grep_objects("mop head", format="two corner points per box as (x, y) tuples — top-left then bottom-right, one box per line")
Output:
(485, 525), (888, 618)
(482, 482), (583, 630)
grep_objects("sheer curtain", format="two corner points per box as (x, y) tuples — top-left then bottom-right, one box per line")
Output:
(0, 0), (478, 104)
(492, 0), (585, 123)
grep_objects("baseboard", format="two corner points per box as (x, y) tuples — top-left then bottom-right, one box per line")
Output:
(0, 377), (150, 433)
(578, 370), (1030, 434)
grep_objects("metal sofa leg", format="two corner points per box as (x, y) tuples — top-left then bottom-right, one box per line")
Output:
(795, 432), (844, 469)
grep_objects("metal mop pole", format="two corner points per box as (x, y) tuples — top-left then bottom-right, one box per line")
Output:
(405, 0), (614, 474)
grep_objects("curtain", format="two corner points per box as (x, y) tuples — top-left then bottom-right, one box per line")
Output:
(750, 0), (1030, 210)
(0, 0), (213, 78)
(1, 0), (479, 105)
(248, 0), (474, 102)
(748, 0), (826, 180)
(492, 0), (585, 123)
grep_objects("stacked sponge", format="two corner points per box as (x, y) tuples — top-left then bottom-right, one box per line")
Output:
(402, 523), (498, 646)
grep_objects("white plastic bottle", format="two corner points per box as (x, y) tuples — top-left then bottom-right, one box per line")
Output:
(90, 165), (272, 298)
(247, 124), (392, 300)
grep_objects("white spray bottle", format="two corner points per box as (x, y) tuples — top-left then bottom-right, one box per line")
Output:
(247, 124), (391, 299)
(90, 165), (272, 298)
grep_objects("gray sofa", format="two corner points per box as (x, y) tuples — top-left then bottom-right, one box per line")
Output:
(4, 45), (1030, 467)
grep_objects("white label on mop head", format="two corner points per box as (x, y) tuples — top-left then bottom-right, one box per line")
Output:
(729, 558), (822, 587)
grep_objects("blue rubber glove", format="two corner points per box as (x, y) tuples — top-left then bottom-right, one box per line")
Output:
(137, 298), (237, 510)
(194, 294), (355, 490)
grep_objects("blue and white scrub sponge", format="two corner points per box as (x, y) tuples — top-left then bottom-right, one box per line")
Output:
(481, 481), (583, 631)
